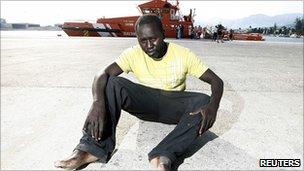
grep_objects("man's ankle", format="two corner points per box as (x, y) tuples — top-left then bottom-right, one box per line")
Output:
(158, 156), (171, 171)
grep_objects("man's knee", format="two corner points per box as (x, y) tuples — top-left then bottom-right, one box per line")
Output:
(106, 76), (122, 93)
(197, 93), (210, 104)
(107, 75), (118, 84)
(106, 76), (134, 94)
(189, 93), (210, 111)
(107, 76), (125, 88)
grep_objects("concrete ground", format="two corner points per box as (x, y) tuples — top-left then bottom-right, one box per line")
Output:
(1, 35), (303, 170)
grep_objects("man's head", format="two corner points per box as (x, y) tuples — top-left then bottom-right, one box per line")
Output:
(135, 14), (167, 59)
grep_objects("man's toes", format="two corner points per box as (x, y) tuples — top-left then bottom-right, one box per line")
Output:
(150, 157), (159, 167)
(54, 160), (68, 168)
(54, 159), (78, 169)
(157, 164), (165, 171)
(54, 151), (98, 170)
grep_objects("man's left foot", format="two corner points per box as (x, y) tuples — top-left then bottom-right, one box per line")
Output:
(150, 156), (171, 171)
(150, 156), (159, 168)
(157, 156), (171, 171)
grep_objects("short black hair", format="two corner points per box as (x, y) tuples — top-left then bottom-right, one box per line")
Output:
(135, 14), (164, 33)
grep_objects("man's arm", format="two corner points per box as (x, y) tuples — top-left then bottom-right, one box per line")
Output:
(199, 69), (224, 109)
(83, 62), (123, 141)
(191, 68), (224, 135)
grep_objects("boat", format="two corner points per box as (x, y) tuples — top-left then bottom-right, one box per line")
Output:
(203, 26), (265, 41)
(229, 33), (264, 41)
(62, 0), (195, 38)
(222, 32), (264, 41)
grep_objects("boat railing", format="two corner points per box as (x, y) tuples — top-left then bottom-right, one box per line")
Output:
(65, 19), (96, 23)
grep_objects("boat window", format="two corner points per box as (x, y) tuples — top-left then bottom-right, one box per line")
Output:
(156, 8), (161, 15)
(170, 9), (175, 15)
(162, 9), (169, 13)
(170, 9), (179, 20)
(164, 4), (170, 8)
(143, 9), (150, 14)
(125, 23), (134, 26)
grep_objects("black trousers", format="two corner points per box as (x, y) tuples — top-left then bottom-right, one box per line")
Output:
(75, 76), (210, 163)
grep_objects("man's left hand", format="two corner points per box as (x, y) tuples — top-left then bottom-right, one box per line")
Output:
(189, 104), (218, 135)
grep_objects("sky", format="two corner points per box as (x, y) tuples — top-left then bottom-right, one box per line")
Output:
(1, 0), (303, 26)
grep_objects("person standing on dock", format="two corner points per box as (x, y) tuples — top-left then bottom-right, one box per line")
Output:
(216, 24), (225, 43)
(54, 14), (223, 171)
(176, 24), (181, 39)
(229, 29), (234, 41)
(197, 25), (203, 39)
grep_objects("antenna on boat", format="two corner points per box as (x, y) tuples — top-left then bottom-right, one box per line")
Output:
(137, 6), (142, 14)
(192, 8), (196, 22)
(175, 0), (181, 19)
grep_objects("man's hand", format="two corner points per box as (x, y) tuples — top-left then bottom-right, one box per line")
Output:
(197, 68), (223, 135)
(83, 101), (105, 141)
(190, 104), (218, 135)
(83, 62), (123, 142)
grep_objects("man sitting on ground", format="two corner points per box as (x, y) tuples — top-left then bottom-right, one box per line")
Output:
(54, 14), (224, 171)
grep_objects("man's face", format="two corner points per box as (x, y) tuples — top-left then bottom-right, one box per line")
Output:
(136, 23), (165, 59)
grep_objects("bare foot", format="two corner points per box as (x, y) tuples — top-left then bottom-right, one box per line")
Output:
(150, 156), (171, 171)
(54, 149), (98, 170)
(157, 164), (165, 171)
(158, 156), (172, 171)
(150, 157), (159, 168)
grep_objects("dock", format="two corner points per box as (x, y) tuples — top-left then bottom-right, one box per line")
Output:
(1, 35), (303, 170)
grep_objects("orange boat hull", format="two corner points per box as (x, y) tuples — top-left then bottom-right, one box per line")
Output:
(232, 33), (264, 41)
(62, 0), (194, 38)
(62, 17), (192, 38)
(223, 33), (264, 41)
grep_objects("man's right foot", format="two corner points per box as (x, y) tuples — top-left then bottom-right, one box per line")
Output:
(54, 149), (99, 170)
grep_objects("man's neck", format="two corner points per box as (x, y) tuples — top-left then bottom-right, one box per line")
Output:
(153, 42), (168, 61)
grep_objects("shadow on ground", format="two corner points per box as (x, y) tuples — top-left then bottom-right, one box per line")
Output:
(76, 81), (244, 170)
(172, 131), (218, 170)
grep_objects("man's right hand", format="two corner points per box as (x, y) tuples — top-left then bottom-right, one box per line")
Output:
(83, 62), (123, 141)
(83, 101), (106, 141)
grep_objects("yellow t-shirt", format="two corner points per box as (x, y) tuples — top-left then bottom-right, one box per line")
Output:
(115, 42), (208, 91)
